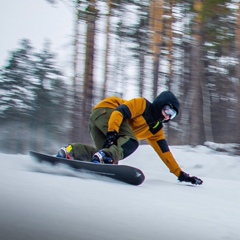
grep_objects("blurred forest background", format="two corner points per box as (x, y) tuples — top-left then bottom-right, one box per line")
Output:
(1, 0), (240, 154)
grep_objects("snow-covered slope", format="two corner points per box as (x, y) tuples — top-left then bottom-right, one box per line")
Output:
(0, 145), (240, 240)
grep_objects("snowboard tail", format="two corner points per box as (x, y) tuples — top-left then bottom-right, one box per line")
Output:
(29, 151), (145, 186)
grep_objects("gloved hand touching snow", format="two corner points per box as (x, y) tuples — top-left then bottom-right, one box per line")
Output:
(178, 171), (203, 185)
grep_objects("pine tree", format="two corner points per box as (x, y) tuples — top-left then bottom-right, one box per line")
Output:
(0, 39), (36, 153)
(0, 39), (68, 153)
(32, 40), (68, 151)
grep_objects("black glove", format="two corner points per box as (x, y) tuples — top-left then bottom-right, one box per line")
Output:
(178, 171), (203, 185)
(102, 131), (118, 148)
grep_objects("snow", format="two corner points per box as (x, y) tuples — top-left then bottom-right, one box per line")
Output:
(1, 145), (240, 240)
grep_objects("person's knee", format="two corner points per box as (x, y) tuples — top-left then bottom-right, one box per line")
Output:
(121, 138), (139, 158)
(71, 143), (97, 161)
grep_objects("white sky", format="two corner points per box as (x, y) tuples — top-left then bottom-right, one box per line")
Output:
(0, 0), (74, 73)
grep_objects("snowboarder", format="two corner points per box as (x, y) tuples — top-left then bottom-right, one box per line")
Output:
(57, 90), (203, 185)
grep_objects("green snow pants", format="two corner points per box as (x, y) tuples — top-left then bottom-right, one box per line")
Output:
(70, 108), (139, 163)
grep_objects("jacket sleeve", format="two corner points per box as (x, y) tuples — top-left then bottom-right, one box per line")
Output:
(146, 129), (182, 177)
(108, 98), (146, 133)
(108, 110), (124, 133)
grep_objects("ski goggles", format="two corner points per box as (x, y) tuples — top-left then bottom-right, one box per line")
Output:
(163, 105), (177, 120)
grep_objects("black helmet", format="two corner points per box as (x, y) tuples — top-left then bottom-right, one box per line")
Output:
(152, 91), (180, 121)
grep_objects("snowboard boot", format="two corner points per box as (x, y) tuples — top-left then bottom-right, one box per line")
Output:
(92, 150), (114, 164)
(56, 145), (74, 160)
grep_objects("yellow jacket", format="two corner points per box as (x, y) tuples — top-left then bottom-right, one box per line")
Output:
(93, 94), (181, 177)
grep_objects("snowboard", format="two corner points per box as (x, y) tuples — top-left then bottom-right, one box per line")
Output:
(29, 151), (145, 186)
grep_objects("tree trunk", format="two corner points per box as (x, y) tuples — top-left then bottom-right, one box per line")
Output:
(70, 1), (81, 142)
(102, 0), (112, 99)
(82, 1), (97, 144)
(149, 0), (164, 98)
(234, 3), (240, 143)
(189, 0), (205, 145)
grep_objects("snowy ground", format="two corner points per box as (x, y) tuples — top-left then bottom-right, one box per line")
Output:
(1, 144), (240, 240)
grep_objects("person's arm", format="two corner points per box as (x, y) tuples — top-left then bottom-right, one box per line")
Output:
(147, 131), (203, 185)
(146, 130), (182, 177)
(103, 98), (145, 149)
(108, 98), (146, 133)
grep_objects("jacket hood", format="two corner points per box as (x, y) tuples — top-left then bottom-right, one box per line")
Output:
(152, 91), (180, 121)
